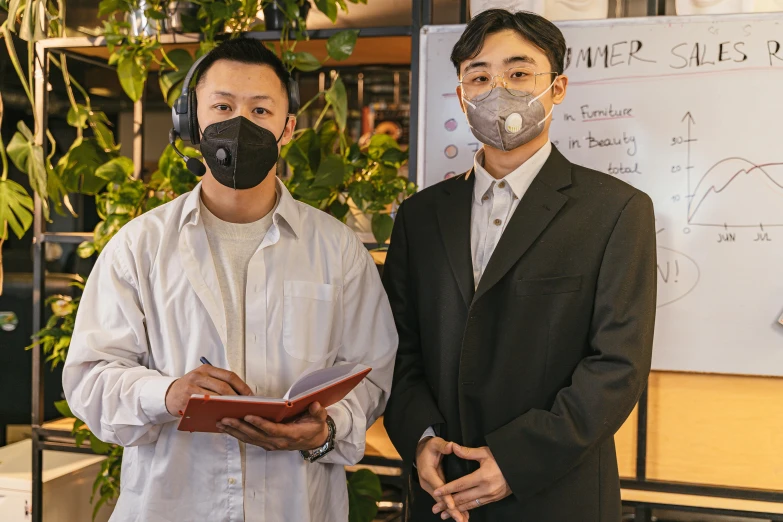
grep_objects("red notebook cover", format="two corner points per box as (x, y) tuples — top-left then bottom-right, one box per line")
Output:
(177, 366), (371, 433)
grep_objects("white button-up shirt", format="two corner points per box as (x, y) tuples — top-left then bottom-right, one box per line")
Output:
(62, 179), (398, 522)
(470, 141), (552, 288)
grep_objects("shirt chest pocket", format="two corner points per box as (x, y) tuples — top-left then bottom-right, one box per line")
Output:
(283, 280), (341, 362)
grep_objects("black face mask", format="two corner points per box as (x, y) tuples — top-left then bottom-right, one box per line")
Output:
(199, 116), (287, 190)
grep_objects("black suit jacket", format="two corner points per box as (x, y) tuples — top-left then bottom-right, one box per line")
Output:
(382, 146), (656, 521)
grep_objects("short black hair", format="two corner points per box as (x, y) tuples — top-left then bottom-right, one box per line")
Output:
(195, 37), (292, 107)
(451, 10), (566, 76)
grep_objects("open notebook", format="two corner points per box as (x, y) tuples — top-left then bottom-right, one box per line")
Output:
(177, 363), (371, 433)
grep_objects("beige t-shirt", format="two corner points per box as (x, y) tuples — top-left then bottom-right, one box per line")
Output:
(200, 196), (276, 515)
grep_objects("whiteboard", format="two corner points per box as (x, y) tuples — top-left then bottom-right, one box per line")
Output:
(418, 15), (783, 376)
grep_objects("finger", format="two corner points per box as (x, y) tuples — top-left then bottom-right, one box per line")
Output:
(218, 424), (277, 451)
(432, 438), (454, 456)
(222, 419), (291, 449)
(419, 477), (436, 496)
(434, 497), (464, 522)
(193, 375), (237, 396)
(218, 424), (250, 443)
(248, 413), (323, 438)
(308, 402), (326, 420)
(308, 402), (328, 421)
(245, 416), (324, 448)
(451, 486), (486, 507)
(434, 491), (480, 514)
(186, 385), (219, 397)
(420, 473), (465, 522)
(436, 465), (447, 484)
(457, 497), (492, 513)
(436, 489), (485, 514)
(440, 503), (468, 522)
(419, 468), (448, 503)
(202, 366), (254, 395)
(452, 444), (489, 462)
(434, 471), (482, 497)
(221, 418), (273, 441)
(244, 416), (290, 438)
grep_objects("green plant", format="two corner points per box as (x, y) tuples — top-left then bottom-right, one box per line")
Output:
(158, 48), (195, 106)
(98, 0), (179, 101)
(0, 0), (125, 293)
(54, 398), (123, 520)
(272, 0), (367, 40)
(348, 468), (383, 522)
(27, 280), (84, 369)
(77, 142), (201, 257)
(0, 93), (34, 292)
(283, 125), (415, 246)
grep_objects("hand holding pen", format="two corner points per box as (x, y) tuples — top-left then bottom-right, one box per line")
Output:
(164, 356), (253, 416)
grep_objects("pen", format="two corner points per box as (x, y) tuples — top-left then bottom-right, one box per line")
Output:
(200, 356), (212, 366)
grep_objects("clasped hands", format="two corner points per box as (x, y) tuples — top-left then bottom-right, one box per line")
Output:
(165, 364), (329, 451)
(416, 436), (512, 521)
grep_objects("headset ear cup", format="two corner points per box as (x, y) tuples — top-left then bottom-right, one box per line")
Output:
(288, 78), (300, 114)
(189, 87), (200, 145)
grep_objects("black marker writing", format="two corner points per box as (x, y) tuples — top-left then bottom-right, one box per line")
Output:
(769, 40), (783, 66)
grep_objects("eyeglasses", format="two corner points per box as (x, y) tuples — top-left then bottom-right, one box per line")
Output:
(459, 67), (558, 103)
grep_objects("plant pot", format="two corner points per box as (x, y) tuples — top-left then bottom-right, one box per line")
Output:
(262, 1), (312, 31)
(296, 1), (312, 27)
(163, 0), (200, 34)
(126, 0), (162, 37)
(344, 198), (395, 245)
(262, 2), (287, 30)
(345, 198), (375, 244)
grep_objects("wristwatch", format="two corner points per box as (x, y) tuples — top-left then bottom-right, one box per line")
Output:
(300, 415), (336, 463)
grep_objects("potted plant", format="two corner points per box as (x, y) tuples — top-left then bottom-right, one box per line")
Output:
(263, 0), (314, 31)
(283, 121), (415, 247)
(162, 0), (201, 33)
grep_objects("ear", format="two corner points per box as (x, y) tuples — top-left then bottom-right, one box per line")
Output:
(456, 85), (467, 113)
(551, 75), (568, 106)
(280, 116), (297, 146)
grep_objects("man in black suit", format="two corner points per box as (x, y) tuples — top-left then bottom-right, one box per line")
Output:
(383, 9), (656, 522)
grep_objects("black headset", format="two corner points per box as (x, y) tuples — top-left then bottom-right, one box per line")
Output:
(170, 50), (301, 145)
(169, 47), (300, 175)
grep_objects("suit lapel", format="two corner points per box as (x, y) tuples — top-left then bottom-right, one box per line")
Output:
(436, 171), (476, 309)
(472, 146), (573, 305)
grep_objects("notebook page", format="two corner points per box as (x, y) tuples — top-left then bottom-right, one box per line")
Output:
(284, 363), (368, 400)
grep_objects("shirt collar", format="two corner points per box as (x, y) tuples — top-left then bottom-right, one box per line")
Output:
(472, 141), (553, 204)
(179, 178), (301, 239)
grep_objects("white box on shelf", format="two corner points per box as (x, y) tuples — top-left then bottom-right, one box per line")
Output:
(0, 439), (113, 522)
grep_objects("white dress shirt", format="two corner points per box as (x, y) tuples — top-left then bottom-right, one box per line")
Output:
(420, 142), (552, 442)
(63, 179), (398, 522)
(470, 141), (552, 288)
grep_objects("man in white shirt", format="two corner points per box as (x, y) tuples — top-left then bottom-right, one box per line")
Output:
(383, 10), (656, 522)
(62, 38), (397, 522)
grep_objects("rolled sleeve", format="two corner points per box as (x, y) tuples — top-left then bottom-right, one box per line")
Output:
(140, 375), (180, 424)
(326, 401), (354, 442)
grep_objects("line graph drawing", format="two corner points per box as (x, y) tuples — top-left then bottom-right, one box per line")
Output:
(681, 112), (783, 228)
(687, 158), (783, 227)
